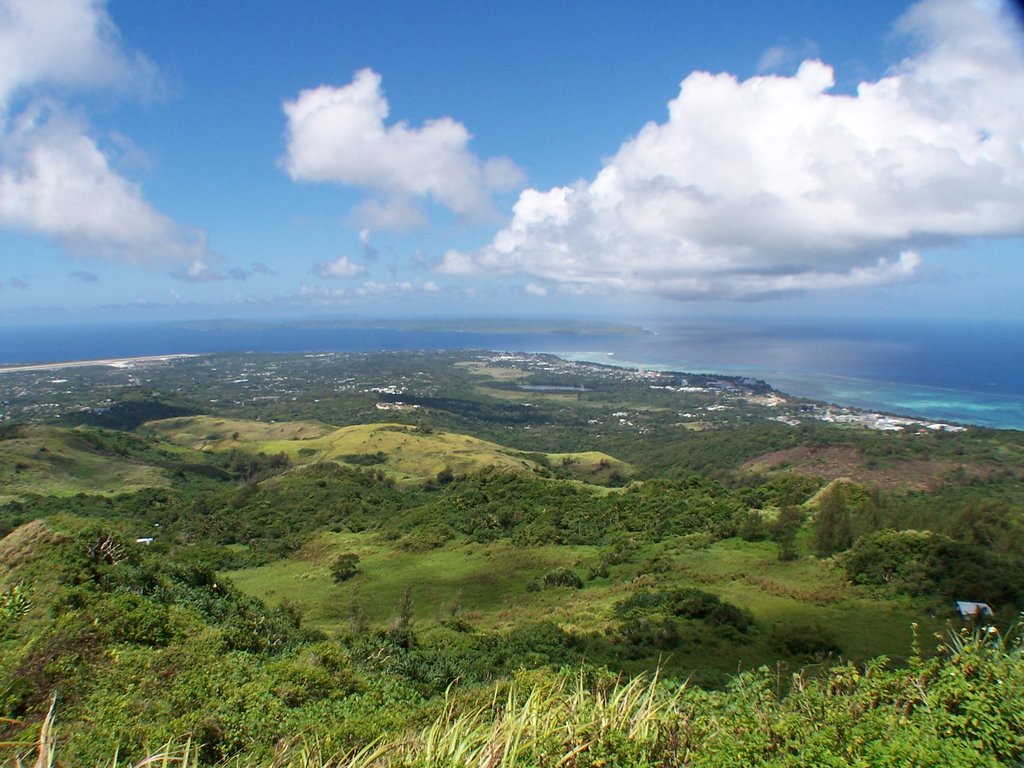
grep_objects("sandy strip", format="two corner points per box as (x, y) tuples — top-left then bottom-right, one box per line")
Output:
(0, 353), (201, 374)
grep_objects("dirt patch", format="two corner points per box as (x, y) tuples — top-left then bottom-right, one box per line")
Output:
(743, 445), (1000, 492)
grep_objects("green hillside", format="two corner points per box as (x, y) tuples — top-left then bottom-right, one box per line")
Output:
(1, 350), (1023, 765)
(144, 415), (633, 485)
(230, 531), (938, 679)
(0, 424), (170, 502)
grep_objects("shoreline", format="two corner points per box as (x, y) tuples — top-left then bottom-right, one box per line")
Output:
(556, 351), (1023, 431)
(0, 345), (1020, 431)
(0, 353), (201, 375)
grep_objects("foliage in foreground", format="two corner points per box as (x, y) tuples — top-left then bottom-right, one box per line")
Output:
(11, 624), (1024, 767)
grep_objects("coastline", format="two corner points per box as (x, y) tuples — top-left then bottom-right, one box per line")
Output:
(1, 317), (1022, 431)
(0, 354), (200, 375)
(557, 350), (1024, 431)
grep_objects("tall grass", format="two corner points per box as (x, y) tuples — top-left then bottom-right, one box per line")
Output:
(13, 624), (1024, 767)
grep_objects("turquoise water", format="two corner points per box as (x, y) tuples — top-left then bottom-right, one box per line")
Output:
(725, 371), (1024, 430)
(564, 351), (1024, 430)
(557, 318), (1024, 431)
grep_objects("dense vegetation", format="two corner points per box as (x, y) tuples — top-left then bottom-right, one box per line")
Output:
(1, 350), (1023, 764)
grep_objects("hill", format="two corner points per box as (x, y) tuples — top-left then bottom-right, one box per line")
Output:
(1, 349), (1023, 764)
(0, 424), (171, 502)
(143, 415), (634, 485)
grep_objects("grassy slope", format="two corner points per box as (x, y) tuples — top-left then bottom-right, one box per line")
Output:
(145, 415), (632, 484)
(0, 425), (170, 502)
(232, 534), (604, 632)
(229, 531), (943, 678)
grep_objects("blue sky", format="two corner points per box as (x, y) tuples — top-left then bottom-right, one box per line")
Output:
(1, 0), (1022, 326)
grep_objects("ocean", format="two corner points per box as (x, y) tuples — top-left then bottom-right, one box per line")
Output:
(558, 318), (1024, 431)
(1, 317), (1022, 431)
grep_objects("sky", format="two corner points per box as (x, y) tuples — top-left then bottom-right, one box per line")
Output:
(0, 0), (1023, 327)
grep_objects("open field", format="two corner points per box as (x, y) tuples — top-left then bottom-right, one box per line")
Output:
(229, 532), (945, 678)
(142, 415), (337, 447)
(453, 362), (531, 381)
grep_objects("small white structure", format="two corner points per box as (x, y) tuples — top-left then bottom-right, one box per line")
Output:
(956, 601), (994, 621)
(135, 537), (154, 545)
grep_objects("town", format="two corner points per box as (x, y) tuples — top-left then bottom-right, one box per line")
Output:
(1, 349), (969, 436)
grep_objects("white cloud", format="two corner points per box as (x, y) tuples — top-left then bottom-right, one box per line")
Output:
(0, 0), (154, 110)
(483, 156), (526, 192)
(0, 0), (207, 265)
(355, 280), (415, 297)
(441, 0), (1024, 300)
(358, 227), (380, 261)
(350, 195), (427, 231)
(524, 283), (548, 296)
(297, 283), (349, 301)
(756, 46), (792, 74)
(757, 41), (820, 74)
(0, 105), (208, 262)
(314, 255), (366, 279)
(292, 276), (441, 305)
(228, 262), (274, 281)
(172, 259), (223, 283)
(281, 68), (524, 227)
(171, 259), (274, 283)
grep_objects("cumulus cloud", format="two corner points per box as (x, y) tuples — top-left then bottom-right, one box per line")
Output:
(440, 0), (1024, 301)
(281, 68), (525, 228)
(314, 255), (366, 280)
(1, 105), (208, 262)
(0, 0), (154, 109)
(0, 0), (208, 265)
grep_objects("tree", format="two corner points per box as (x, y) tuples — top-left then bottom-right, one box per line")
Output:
(330, 552), (360, 583)
(771, 505), (806, 561)
(815, 485), (852, 557)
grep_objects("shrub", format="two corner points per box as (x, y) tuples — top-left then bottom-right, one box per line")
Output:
(772, 622), (843, 659)
(330, 553), (361, 583)
(843, 529), (933, 592)
(843, 529), (1024, 602)
(543, 568), (583, 589)
(614, 587), (753, 634)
